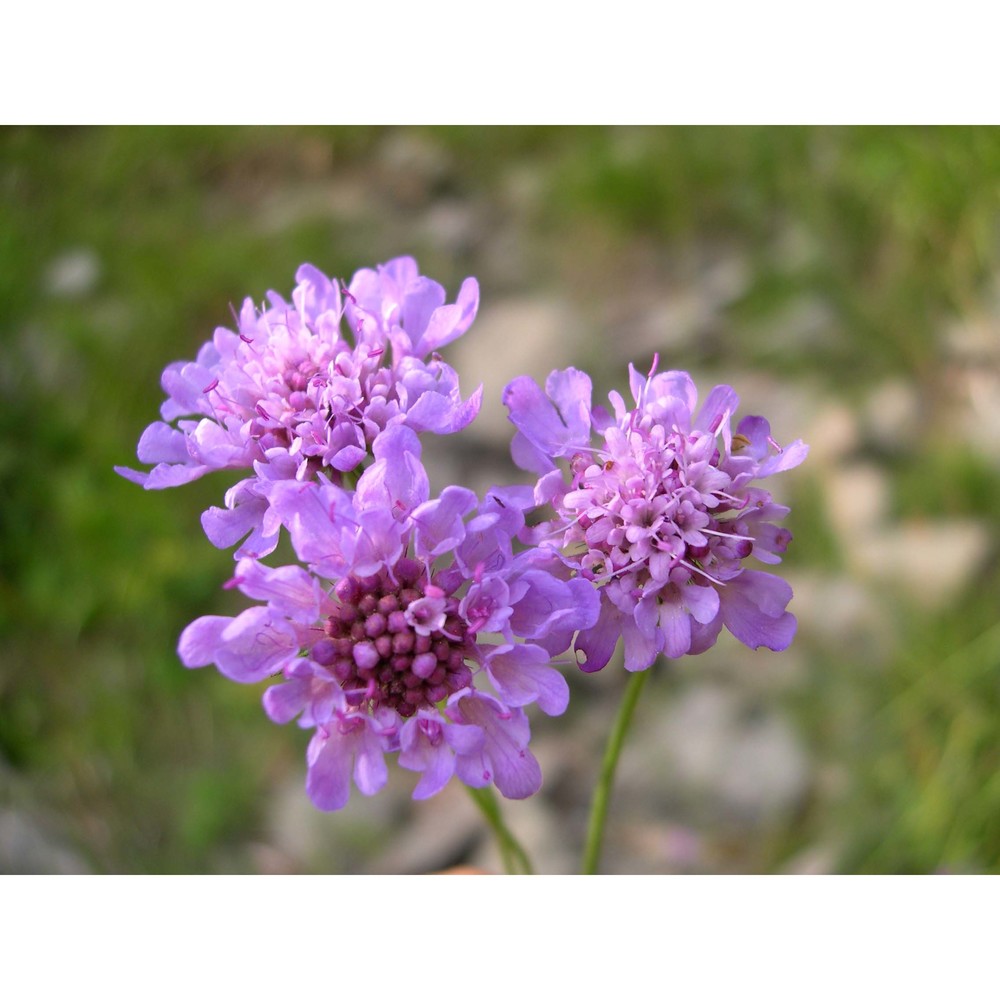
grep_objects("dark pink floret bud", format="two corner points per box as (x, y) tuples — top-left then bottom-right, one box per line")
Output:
(365, 612), (387, 637)
(412, 652), (438, 679)
(353, 642), (379, 671)
(334, 602), (357, 625)
(392, 631), (414, 654)
(311, 639), (337, 666)
(377, 595), (399, 615)
(395, 558), (423, 586)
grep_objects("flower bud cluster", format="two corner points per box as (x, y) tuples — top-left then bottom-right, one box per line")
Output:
(317, 562), (474, 717)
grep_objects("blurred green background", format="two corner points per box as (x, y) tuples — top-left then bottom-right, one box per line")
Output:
(2, 126), (998, 873)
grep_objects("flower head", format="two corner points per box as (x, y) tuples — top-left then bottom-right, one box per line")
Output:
(178, 426), (599, 810)
(503, 359), (808, 673)
(116, 258), (482, 557)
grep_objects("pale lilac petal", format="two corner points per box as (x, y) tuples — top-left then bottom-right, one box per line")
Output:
(622, 614), (660, 671)
(177, 616), (232, 668)
(329, 445), (367, 472)
(720, 571), (797, 651)
(414, 276), (480, 355)
(734, 417), (809, 475)
(656, 598), (692, 659)
(694, 384), (740, 437)
(160, 362), (215, 420)
(574, 601), (625, 673)
(293, 263), (342, 326)
(201, 487), (268, 549)
(114, 465), (150, 486)
(356, 425), (429, 516)
(444, 722), (486, 757)
(503, 376), (575, 459)
(214, 606), (300, 682)
(510, 428), (556, 475)
(449, 694), (541, 800)
(688, 614), (724, 655)
(262, 677), (312, 724)
(136, 421), (191, 464)
(459, 575), (512, 634)
(229, 558), (322, 623)
(401, 276), (446, 345)
(683, 583), (720, 624)
(508, 569), (600, 642)
(267, 479), (355, 574)
(504, 371), (592, 462)
(410, 747), (454, 800)
(485, 644), (569, 716)
(142, 462), (211, 489)
(759, 439), (809, 477)
(646, 369), (698, 418)
(411, 486), (478, 559)
(404, 382), (482, 434)
(353, 726), (389, 797)
(305, 729), (353, 811)
(398, 714), (462, 800)
(544, 367), (593, 443)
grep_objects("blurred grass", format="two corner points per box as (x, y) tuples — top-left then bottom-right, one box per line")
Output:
(1, 125), (999, 872)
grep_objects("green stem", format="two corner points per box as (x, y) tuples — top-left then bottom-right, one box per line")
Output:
(581, 667), (651, 874)
(466, 785), (534, 875)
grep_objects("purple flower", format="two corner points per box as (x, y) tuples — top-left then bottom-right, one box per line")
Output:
(503, 359), (808, 673)
(116, 259), (482, 557)
(178, 427), (599, 810)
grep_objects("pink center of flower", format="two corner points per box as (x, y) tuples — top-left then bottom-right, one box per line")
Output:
(311, 557), (473, 718)
(563, 422), (753, 599)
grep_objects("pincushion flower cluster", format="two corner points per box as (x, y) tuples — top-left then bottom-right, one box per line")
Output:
(117, 258), (481, 558)
(180, 426), (597, 808)
(120, 258), (806, 816)
(503, 360), (808, 672)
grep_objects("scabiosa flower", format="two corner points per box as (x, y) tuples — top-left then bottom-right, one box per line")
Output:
(116, 258), (482, 557)
(178, 426), (599, 810)
(502, 359), (808, 673)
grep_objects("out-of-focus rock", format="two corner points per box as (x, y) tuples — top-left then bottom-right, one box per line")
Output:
(826, 462), (891, 546)
(0, 808), (90, 874)
(450, 297), (579, 442)
(785, 571), (886, 654)
(625, 683), (811, 828)
(863, 378), (923, 452)
(264, 770), (407, 874)
(855, 518), (991, 609)
(377, 130), (452, 207)
(44, 248), (100, 298)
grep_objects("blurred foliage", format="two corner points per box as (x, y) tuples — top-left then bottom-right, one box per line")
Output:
(1, 126), (999, 872)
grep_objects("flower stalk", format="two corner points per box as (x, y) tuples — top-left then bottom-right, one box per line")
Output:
(467, 785), (534, 875)
(581, 667), (650, 875)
